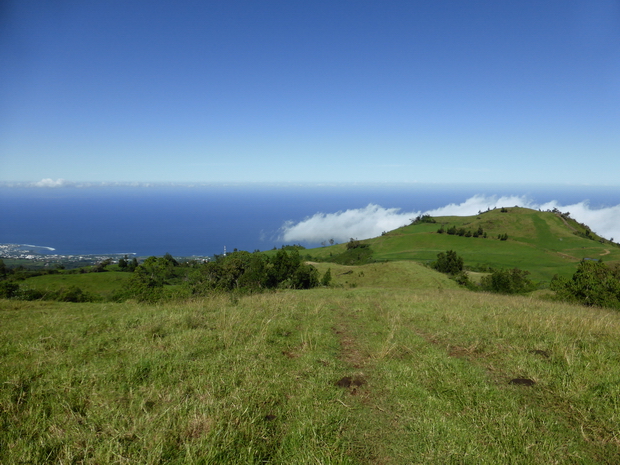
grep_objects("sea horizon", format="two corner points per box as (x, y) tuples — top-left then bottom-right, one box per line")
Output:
(2, 183), (620, 257)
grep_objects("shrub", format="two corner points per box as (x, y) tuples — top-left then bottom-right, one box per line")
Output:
(480, 268), (535, 294)
(432, 250), (464, 275)
(329, 246), (374, 265)
(51, 286), (98, 303)
(551, 260), (620, 309)
(411, 215), (436, 225)
(346, 239), (368, 250)
(321, 268), (332, 286)
(0, 281), (19, 299)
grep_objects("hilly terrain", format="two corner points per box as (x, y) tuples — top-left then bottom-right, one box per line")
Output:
(306, 207), (620, 282)
(2, 207), (620, 463)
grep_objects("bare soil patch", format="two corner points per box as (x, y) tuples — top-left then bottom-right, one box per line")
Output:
(509, 378), (536, 386)
(335, 375), (366, 389)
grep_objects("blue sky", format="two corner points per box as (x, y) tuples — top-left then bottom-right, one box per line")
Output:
(1, 0), (619, 185)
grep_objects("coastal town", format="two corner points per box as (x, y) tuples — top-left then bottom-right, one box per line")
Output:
(0, 243), (213, 269)
(0, 243), (136, 268)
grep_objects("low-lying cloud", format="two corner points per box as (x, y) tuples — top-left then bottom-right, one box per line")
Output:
(280, 195), (620, 244)
(33, 178), (70, 188)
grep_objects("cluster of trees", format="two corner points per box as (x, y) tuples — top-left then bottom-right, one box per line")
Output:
(437, 225), (488, 238)
(436, 224), (509, 241)
(411, 215), (436, 225)
(118, 255), (140, 271)
(551, 260), (620, 309)
(346, 239), (368, 250)
(0, 249), (329, 303)
(479, 268), (535, 294)
(430, 250), (534, 295)
(123, 249), (326, 303)
(431, 250), (463, 274)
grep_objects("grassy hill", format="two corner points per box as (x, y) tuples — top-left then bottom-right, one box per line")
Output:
(307, 207), (620, 282)
(3, 208), (620, 462)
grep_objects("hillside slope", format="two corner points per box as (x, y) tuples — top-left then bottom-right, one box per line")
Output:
(308, 207), (620, 282)
(3, 286), (620, 463)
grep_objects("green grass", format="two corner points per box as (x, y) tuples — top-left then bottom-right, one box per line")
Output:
(21, 271), (131, 299)
(311, 261), (461, 290)
(3, 262), (620, 463)
(3, 208), (620, 462)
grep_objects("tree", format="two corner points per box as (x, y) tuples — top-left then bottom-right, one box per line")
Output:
(432, 250), (464, 275)
(91, 259), (112, 273)
(346, 239), (368, 250)
(411, 214), (436, 225)
(321, 268), (332, 286)
(124, 256), (172, 301)
(128, 257), (139, 272)
(551, 260), (620, 308)
(0, 280), (19, 299)
(480, 268), (534, 294)
(290, 263), (319, 289)
(163, 252), (179, 266)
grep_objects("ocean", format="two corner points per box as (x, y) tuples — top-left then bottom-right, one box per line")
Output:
(2, 183), (620, 257)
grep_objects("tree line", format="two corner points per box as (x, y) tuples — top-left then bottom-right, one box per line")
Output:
(0, 249), (329, 303)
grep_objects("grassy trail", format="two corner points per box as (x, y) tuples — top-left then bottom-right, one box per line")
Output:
(343, 292), (620, 463)
(2, 289), (620, 463)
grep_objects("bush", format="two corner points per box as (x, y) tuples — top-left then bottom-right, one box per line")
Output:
(411, 215), (436, 225)
(480, 268), (535, 294)
(321, 268), (332, 286)
(432, 250), (464, 275)
(346, 239), (368, 250)
(0, 281), (19, 299)
(551, 260), (620, 309)
(329, 246), (374, 266)
(51, 286), (98, 303)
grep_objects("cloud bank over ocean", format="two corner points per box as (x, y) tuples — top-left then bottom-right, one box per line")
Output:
(280, 195), (620, 245)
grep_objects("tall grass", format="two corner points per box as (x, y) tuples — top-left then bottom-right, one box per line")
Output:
(2, 283), (620, 463)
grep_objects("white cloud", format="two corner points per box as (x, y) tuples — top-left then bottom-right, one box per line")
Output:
(280, 195), (620, 244)
(33, 178), (69, 188)
(281, 204), (416, 243)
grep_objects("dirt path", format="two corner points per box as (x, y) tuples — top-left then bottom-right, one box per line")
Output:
(600, 249), (611, 256)
(332, 303), (393, 464)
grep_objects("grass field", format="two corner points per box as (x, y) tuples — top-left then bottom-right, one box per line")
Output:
(21, 271), (131, 299)
(3, 259), (620, 463)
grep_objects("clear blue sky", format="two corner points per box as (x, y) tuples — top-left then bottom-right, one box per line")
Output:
(1, 0), (619, 185)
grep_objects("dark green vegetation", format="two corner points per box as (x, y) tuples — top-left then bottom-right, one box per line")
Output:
(2, 207), (620, 462)
(123, 249), (321, 303)
(431, 249), (464, 275)
(0, 249), (324, 304)
(551, 259), (620, 309)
